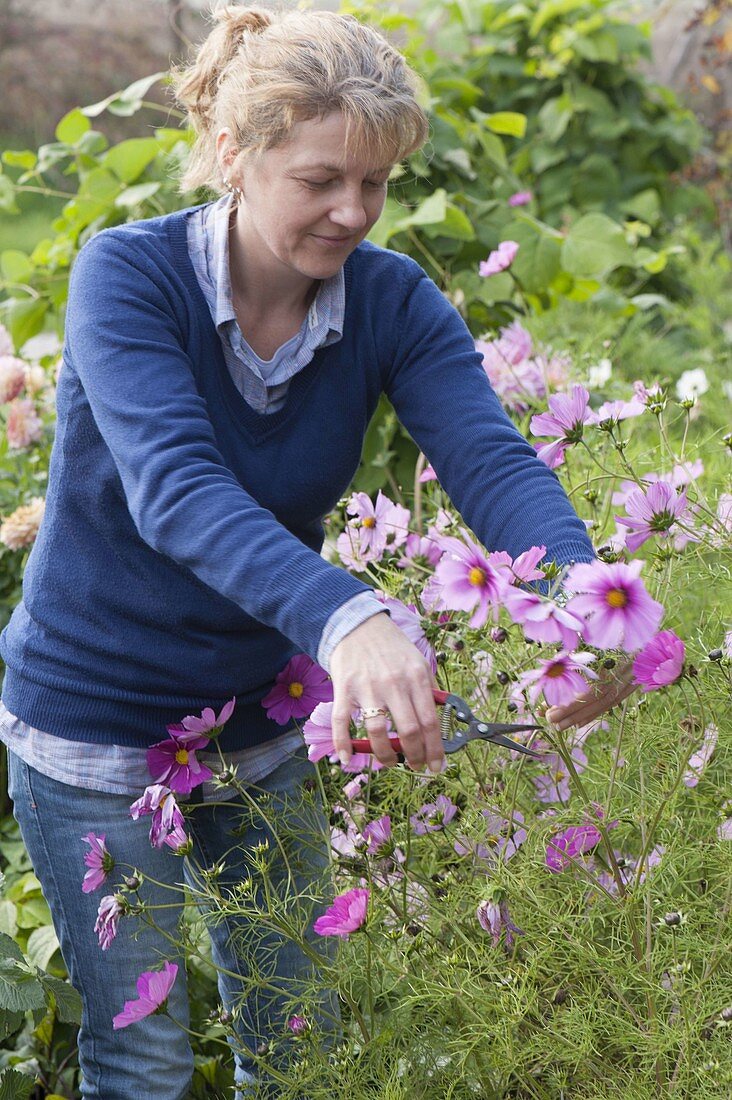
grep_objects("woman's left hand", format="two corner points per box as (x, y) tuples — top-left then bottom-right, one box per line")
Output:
(546, 659), (637, 731)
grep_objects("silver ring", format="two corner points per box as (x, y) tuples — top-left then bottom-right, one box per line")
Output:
(361, 706), (389, 720)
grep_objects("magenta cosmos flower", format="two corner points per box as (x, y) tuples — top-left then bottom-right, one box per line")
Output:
(479, 240), (519, 277)
(82, 833), (115, 894)
(564, 559), (664, 652)
(632, 630), (685, 692)
(129, 784), (188, 851)
(146, 728), (213, 796)
(363, 814), (392, 855)
(261, 653), (333, 724)
(517, 650), (598, 708)
(530, 384), (592, 469)
(375, 592), (437, 674)
(95, 893), (126, 951)
(616, 481), (696, 553)
(546, 822), (602, 873)
(112, 961), (179, 1030)
(313, 887), (369, 938)
(508, 190), (532, 207)
(429, 530), (505, 629)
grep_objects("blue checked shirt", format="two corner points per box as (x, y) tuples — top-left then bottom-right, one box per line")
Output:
(0, 194), (384, 797)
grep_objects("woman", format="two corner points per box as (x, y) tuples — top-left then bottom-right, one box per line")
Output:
(0, 6), (632, 1098)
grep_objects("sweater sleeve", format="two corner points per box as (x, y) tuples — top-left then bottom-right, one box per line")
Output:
(63, 231), (372, 661)
(384, 269), (595, 568)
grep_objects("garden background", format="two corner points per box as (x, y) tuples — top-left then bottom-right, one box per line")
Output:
(0, 0), (729, 1096)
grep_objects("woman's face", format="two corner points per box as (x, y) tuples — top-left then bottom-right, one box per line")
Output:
(223, 111), (393, 284)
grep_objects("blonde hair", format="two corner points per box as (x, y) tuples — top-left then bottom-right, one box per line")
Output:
(169, 4), (429, 195)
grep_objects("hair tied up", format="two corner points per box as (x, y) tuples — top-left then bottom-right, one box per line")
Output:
(215, 4), (272, 42)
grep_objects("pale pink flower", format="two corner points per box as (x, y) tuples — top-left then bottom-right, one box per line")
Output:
(418, 463), (438, 482)
(587, 397), (645, 427)
(82, 833), (114, 893)
(503, 588), (584, 649)
(363, 814), (392, 855)
(429, 529), (506, 628)
(564, 559), (664, 652)
(546, 822), (601, 872)
(533, 744), (588, 803)
(488, 545), (546, 586)
(0, 496), (45, 551)
(342, 772), (369, 799)
(6, 397), (43, 449)
(530, 385), (592, 468)
(683, 724), (718, 788)
(95, 894), (126, 951)
(0, 356), (26, 403)
(175, 698), (235, 737)
(632, 630), (685, 692)
(476, 898), (524, 946)
(287, 1015), (309, 1034)
(344, 490), (410, 559)
(0, 324), (13, 357)
(396, 530), (443, 571)
(479, 241), (519, 277)
(508, 190), (532, 207)
(476, 327), (546, 413)
(129, 784), (188, 851)
(112, 962), (179, 1029)
(375, 592), (437, 674)
(410, 793), (458, 835)
(616, 481), (697, 553)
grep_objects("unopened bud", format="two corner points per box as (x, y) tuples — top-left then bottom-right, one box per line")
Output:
(603, 657), (616, 669)
(124, 874), (141, 890)
(721, 1006), (732, 1022)
(490, 628), (507, 644)
(664, 912), (682, 926)
(496, 671), (510, 685)
(708, 649), (723, 662)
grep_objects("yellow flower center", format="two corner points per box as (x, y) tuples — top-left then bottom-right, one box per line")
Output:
(362, 517), (376, 529)
(175, 749), (189, 765)
(288, 682), (304, 699)
(552, 769), (566, 782)
(606, 588), (627, 608)
(468, 567), (486, 587)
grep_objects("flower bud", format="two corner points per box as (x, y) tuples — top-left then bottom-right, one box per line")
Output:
(664, 912), (682, 926)
(490, 627), (507, 644)
(123, 874), (141, 891)
(721, 1006), (732, 1022)
(602, 657), (616, 669)
(506, 702), (518, 713)
(708, 649), (723, 662)
(496, 671), (510, 685)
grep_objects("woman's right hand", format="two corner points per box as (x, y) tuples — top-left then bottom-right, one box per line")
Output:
(329, 612), (446, 773)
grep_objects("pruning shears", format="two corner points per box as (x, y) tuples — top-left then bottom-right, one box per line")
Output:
(350, 688), (544, 759)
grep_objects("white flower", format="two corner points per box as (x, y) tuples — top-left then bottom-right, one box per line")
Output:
(675, 368), (709, 402)
(588, 357), (612, 388)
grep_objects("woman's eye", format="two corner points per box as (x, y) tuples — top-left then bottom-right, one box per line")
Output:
(303, 180), (332, 190)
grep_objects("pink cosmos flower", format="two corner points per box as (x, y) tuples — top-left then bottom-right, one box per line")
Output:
(302, 701), (391, 773)
(0, 324), (13, 357)
(456, 808), (527, 865)
(396, 531), (443, 571)
(342, 771), (370, 799)
(479, 240), (519, 277)
(338, 491), (410, 567)
(363, 814), (392, 855)
(502, 588), (584, 650)
(130, 784), (189, 851)
(533, 744), (588, 803)
(313, 887), (369, 938)
(564, 559), (664, 651)
(508, 190), (533, 207)
(616, 481), (697, 553)
(725, 630), (732, 659)
(587, 397), (645, 427)
(530, 385), (592, 469)
(95, 894), (126, 950)
(476, 898), (524, 946)
(546, 822), (602, 872)
(410, 793), (458, 835)
(429, 529), (505, 628)
(517, 650), (598, 707)
(6, 397), (43, 450)
(82, 832), (114, 894)
(632, 630), (685, 692)
(476, 327), (546, 414)
(287, 1015), (308, 1034)
(146, 728), (213, 796)
(112, 961), (179, 1029)
(683, 723), (718, 788)
(488, 545), (546, 586)
(633, 379), (664, 407)
(174, 698), (236, 737)
(0, 356), (26, 403)
(261, 653), (333, 724)
(418, 463), (438, 482)
(375, 592), (437, 674)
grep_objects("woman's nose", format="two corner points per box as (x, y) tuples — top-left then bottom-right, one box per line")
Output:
(330, 189), (369, 231)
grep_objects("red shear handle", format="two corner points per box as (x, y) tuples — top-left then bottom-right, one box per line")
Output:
(350, 688), (449, 754)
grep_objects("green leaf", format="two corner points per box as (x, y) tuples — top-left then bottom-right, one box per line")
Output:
(530, 0), (588, 37)
(103, 138), (161, 184)
(619, 188), (661, 226)
(406, 189), (448, 228)
(82, 72), (168, 119)
(1, 150), (37, 171)
(0, 1068), (36, 1100)
(0, 251), (33, 284)
(485, 112), (527, 138)
(0, 958), (46, 1013)
(573, 31), (619, 64)
(0, 176), (19, 215)
(0, 1007), (24, 1042)
(561, 213), (634, 278)
(0, 932), (24, 964)
(503, 221), (562, 293)
(422, 203), (475, 241)
(115, 182), (162, 208)
(38, 975), (82, 1025)
(630, 293), (670, 311)
(14, 895), (52, 930)
(440, 148), (476, 180)
(26, 925), (60, 971)
(0, 902), (17, 939)
(538, 95), (573, 143)
(55, 109), (91, 145)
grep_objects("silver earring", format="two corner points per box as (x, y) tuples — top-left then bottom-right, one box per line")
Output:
(223, 175), (244, 203)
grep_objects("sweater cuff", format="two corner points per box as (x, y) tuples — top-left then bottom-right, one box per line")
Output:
(535, 539), (597, 597)
(317, 592), (388, 673)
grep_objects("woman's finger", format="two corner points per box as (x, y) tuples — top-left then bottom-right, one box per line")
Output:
(547, 664), (637, 731)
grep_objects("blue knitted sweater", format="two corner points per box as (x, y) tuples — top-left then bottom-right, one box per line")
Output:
(0, 207), (595, 750)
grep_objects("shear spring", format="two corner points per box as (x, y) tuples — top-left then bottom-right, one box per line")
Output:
(439, 704), (455, 741)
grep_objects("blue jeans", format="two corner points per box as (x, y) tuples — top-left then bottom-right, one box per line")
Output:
(8, 746), (337, 1099)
